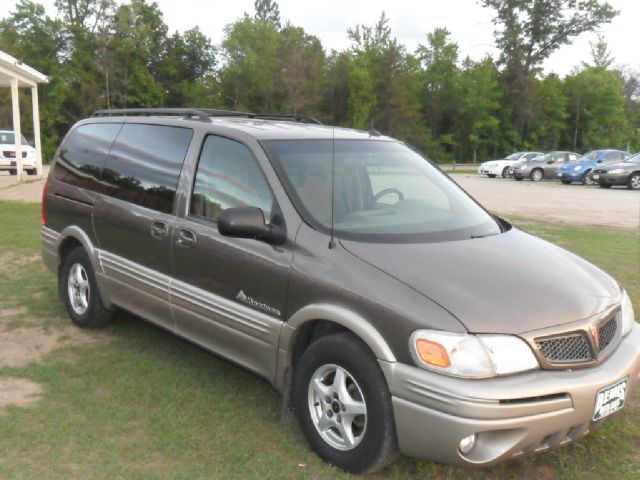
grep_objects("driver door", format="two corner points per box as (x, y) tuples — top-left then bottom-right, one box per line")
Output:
(170, 134), (293, 379)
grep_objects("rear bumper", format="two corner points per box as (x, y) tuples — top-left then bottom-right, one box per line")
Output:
(41, 226), (60, 274)
(380, 323), (640, 466)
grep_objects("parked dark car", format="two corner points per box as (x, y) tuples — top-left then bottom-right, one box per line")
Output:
(557, 150), (630, 185)
(41, 108), (639, 474)
(593, 153), (640, 190)
(510, 151), (580, 181)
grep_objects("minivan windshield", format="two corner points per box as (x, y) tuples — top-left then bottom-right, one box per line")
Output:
(262, 139), (502, 242)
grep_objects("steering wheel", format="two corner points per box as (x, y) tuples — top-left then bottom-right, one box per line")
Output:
(369, 187), (404, 207)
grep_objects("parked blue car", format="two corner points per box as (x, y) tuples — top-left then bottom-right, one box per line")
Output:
(557, 149), (630, 185)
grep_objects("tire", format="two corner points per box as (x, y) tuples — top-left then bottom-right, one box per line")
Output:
(487, 174), (497, 178)
(515, 177), (524, 181)
(501, 167), (510, 178)
(629, 173), (640, 190)
(531, 169), (543, 182)
(561, 180), (572, 185)
(581, 170), (594, 185)
(293, 333), (398, 474)
(9, 169), (17, 176)
(599, 183), (612, 189)
(60, 247), (113, 328)
(27, 169), (37, 176)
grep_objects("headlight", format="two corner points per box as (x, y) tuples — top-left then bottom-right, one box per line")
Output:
(409, 330), (539, 378)
(608, 168), (624, 174)
(621, 289), (636, 337)
(574, 165), (582, 171)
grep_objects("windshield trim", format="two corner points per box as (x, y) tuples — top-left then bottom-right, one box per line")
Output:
(259, 138), (503, 244)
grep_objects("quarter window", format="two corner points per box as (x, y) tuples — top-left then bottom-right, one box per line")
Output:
(103, 124), (193, 213)
(54, 123), (121, 189)
(190, 135), (273, 222)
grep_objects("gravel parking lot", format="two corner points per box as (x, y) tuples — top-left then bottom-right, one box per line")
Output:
(1, 169), (638, 230)
(452, 174), (640, 230)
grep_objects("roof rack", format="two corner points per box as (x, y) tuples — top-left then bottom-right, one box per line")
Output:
(93, 108), (215, 123)
(91, 108), (322, 125)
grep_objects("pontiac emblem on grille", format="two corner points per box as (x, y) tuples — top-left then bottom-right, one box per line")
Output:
(590, 324), (600, 349)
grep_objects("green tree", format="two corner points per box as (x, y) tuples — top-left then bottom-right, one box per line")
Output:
(481, 0), (617, 137)
(564, 67), (627, 151)
(254, 0), (281, 27)
(528, 74), (568, 149)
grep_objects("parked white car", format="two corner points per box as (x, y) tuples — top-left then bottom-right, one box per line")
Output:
(478, 151), (543, 178)
(0, 130), (38, 175)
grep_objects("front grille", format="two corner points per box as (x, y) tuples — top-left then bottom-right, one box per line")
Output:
(536, 333), (593, 363)
(598, 316), (617, 351)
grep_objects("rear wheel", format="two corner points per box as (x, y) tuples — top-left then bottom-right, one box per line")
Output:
(582, 170), (594, 185)
(61, 247), (113, 328)
(629, 173), (640, 190)
(294, 333), (398, 474)
(531, 169), (543, 182)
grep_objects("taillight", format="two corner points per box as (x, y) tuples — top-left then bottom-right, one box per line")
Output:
(42, 181), (48, 226)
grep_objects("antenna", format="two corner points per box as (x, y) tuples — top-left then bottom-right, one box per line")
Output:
(328, 126), (336, 249)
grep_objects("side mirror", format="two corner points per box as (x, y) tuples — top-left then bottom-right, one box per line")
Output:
(218, 207), (285, 245)
(596, 159), (602, 163)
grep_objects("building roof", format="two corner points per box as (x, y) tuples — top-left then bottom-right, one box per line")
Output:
(0, 50), (49, 87)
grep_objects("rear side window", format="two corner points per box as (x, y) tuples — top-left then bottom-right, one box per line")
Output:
(54, 123), (121, 190)
(103, 124), (193, 213)
(190, 135), (273, 222)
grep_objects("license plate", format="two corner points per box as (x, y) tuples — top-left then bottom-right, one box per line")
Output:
(593, 378), (627, 421)
(592, 174), (599, 179)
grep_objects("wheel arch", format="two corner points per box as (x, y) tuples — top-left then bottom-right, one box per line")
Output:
(57, 226), (101, 272)
(276, 304), (396, 417)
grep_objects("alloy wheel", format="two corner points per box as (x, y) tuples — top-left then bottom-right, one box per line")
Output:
(307, 363), (367, 451)
(67, 262), (90, 315)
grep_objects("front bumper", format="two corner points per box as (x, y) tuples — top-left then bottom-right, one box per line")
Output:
(595, 172), (629, 186)
(557, 171), (584, 182)
(479, 166), (503, 176)
(512, 169), (531, 179)
(380, 323), (640, 467)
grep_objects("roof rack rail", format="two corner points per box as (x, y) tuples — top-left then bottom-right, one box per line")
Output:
(92, 108), (323, 125)
(249, 113), (322, 125)
(92, 108), (214, 123)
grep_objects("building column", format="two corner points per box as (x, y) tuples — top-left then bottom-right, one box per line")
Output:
(31, 85), (43, 176)
(10, 76), (23, 181)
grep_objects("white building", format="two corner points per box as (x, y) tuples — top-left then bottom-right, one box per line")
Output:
(0, 50), (49, 178)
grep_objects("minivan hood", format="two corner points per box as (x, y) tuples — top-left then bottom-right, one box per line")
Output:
(340, 228), (619, 335)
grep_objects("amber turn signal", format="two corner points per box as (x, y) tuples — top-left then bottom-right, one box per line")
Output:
(415, 339), (451, 368)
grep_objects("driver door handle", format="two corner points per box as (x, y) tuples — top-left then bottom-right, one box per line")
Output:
(176, 228), (196, 248)
(150, 220), (168, 240)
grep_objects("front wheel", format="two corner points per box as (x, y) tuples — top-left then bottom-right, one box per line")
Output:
(61, 247), (113, 328)
(629, 173), (640, 190)
(501, 167), (510, 178)
(531, 169), (543, 182)
(582, 170), (595, 185)
(294, 333), (398, 474)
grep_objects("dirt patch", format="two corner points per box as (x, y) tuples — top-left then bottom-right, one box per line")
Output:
(0, 327), (60, 367)
(0, 306), (28, 319)
(0, 377), (44, 414)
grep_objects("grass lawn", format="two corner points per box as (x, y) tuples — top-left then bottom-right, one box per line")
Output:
(0, 200), (638, 479)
